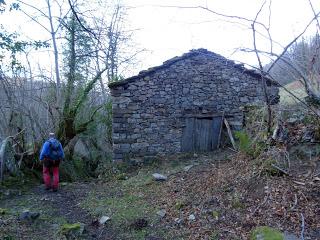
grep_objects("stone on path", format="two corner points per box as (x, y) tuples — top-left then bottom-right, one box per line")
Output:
(18, 210), (40, 221)
(174, 218), (183, 224)
(283, 232), (299, 240)
(188, 214), (196, 221)
(99, 216), (111, 224)
(156, 209), (166, 218)
(184, 165), (194, 172)
(152, 173), (167, 181)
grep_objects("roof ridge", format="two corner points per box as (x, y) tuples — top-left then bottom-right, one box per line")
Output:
(108, 49), (278, 88)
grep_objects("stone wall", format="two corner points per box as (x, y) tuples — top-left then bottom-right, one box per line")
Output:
(109, 50), (279, 161)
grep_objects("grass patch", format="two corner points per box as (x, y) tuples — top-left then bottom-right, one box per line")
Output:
(81, 184), (160, 240)
(122, 171), (154, 188)
(80, 162), (182, 239)
(82, 189), (155, 225)
(0, 175), (38, 197)
(82, 169), (158, 218)
(106, 194), (154, 224)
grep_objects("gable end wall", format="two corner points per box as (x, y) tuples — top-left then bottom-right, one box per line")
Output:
(110, 54), (279, 161)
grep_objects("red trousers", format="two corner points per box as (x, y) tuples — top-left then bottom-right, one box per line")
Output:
(42, 158), (60, 189)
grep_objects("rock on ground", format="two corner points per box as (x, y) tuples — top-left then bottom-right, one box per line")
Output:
(152, 173), (167, 181)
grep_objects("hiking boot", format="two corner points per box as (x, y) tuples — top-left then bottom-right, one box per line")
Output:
(45, 186), (51, 191)
(52, 188), (58, 192)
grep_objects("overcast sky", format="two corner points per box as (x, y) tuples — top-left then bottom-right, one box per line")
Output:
(1, 0), (320, 76)
(124, 0), (320, 72)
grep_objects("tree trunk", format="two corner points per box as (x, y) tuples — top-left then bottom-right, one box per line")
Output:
(47, 0), (61, 108)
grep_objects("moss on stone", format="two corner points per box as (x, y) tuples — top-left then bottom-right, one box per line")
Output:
(250, 226), (284, 240)
(59, 223), (82, 235)
(211, 210), (219, 219)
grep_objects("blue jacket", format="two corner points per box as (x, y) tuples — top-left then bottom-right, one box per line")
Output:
(39, 138), (65, 161)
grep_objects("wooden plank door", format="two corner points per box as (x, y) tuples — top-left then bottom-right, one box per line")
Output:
(211, 116), (223, 149)
(194, 118), (212, 151)
(181, 116), (223, 152)
(181, 118), (195, 152)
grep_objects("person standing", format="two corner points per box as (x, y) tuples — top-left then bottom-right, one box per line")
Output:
(39, 133), (64, 192)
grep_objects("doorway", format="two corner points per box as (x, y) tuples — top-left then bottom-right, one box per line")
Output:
(181, 116), (223, 152)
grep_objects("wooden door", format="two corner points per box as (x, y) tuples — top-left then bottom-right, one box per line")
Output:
(181, 116), (223, 152)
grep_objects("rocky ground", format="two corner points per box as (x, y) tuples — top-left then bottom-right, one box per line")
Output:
(0, 149), (320, 240)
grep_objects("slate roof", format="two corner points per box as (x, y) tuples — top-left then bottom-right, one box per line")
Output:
(108, 48), (279, 88)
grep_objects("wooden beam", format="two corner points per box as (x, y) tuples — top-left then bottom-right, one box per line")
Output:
(223, 118), (237, 150)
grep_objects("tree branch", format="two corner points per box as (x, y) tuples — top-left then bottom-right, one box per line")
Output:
(67, 0), (97, 39)
(75, 105), (103, 134)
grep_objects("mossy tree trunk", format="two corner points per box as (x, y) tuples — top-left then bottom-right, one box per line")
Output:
(56, 14), (107, 157)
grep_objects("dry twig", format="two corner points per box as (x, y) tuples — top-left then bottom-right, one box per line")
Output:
(252, 192), (270, 216)
(290, 194), (298, 211)
(300, 213), (305, 240)
(271, 164), (289, 175)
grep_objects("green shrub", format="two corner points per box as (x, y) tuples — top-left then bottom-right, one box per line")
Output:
(235, 131), (264, 158)
(235, 131), (251, 153)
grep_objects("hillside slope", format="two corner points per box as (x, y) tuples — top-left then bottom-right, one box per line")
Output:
(279, 80), (307, 105)
(1, 149), (319, 239)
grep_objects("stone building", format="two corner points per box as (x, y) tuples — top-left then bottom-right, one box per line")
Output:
(108, 49), (279, 161)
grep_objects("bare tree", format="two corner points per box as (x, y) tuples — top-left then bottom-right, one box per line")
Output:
(0, 0), (142, 171)
(251, 0), (273, 134)
(159, 1), (320, 127)
(16, 0), (70, 107)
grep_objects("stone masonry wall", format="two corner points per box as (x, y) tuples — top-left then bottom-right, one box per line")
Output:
(110, 51), (279, 161)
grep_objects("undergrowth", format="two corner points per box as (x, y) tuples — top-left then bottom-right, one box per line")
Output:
(235, 131), (265, 158)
